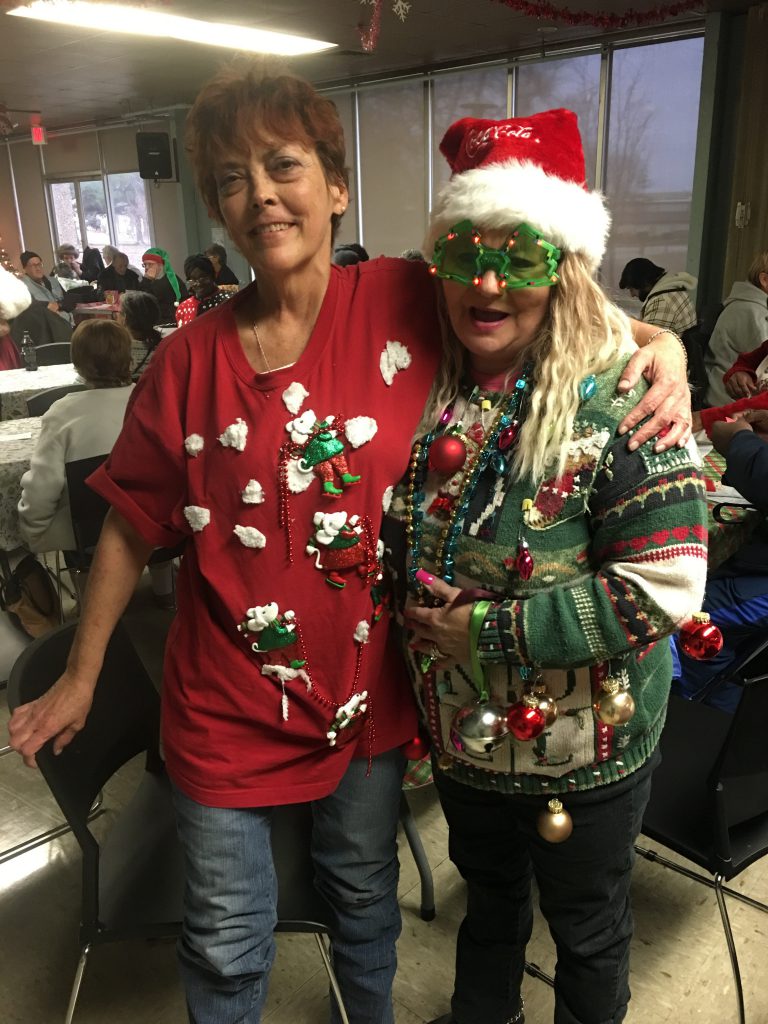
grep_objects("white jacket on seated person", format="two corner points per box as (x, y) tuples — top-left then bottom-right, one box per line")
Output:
(18, 385), (134, 552)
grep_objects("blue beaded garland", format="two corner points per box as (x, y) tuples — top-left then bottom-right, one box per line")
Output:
(405, 364), (533, 596)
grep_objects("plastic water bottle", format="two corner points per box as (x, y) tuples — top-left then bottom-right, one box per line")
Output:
(21, 331), (38, 372)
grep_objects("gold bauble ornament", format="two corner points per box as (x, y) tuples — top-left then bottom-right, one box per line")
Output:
(532, 688), (558, 727)
(593, 678), (636, 726)
(536, 798), (573, 843)
(437, 752), (454, 772)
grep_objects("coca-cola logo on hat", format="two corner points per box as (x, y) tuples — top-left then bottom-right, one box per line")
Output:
(465, 123), (537, 160)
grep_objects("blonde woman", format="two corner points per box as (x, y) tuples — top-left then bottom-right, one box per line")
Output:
(388, 110), (708, 1024)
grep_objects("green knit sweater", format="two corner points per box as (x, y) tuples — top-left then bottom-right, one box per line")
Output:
(387, 353), (708, 796)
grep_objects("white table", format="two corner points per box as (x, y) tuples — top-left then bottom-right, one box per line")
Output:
(0, 363), (80, 420)
(0, 417), (42, 550)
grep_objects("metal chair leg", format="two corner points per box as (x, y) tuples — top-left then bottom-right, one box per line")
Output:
(64, 943), (91, 1024)
(399, 792), (435, 921)
(0, 791), (104, 865)
(715, 873), (746, 1024)
(313, 933), (350, 1024)
(524, 960), (554, 987)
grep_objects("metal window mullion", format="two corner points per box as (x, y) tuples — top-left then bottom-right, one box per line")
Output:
(96, 129), (117, 246)
(6, 141), (24, 251)
(425, 76), (434, 220)
(73, 180), (89, 251)
(39, 146), (60, 255)
(352, 85), (363, 246)
(594, 44), (612, 194)
(507, 62), (516, 117)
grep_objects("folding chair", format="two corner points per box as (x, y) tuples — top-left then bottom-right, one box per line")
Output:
(8, 621), (351, 1023)
(637, 637), (768, 1024)
(34, 342), (73, 367)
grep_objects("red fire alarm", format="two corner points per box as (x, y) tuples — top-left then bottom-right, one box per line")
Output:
(31, 125), (47, 145)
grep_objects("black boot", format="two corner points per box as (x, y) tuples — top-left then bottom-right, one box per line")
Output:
(428, 1006), (524, 1024)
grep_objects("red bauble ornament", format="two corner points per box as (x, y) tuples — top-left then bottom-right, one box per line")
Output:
(679, 612), (724, 660)
(498, 421), (520, 450)
(515, 541), (534, 580)
(401, 734), (429, 760)
(428, 434), (467, 475)
(507, 696), (546, 741)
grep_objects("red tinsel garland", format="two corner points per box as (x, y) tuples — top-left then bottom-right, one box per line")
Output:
(490, 0), (702, 30)
(359, 0), (383, 52)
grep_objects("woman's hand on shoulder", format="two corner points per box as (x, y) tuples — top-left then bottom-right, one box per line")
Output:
(617, 323), (691, 452)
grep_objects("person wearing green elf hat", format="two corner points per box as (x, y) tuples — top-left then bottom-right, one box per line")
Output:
(138, 246), (187, 324)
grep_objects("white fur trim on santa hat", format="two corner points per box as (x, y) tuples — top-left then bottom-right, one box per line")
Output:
(0, 265), (32, 321)
(425, 159), (610, 270)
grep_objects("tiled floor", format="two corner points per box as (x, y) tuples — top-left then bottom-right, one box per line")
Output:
(2, 579), (768, 1023)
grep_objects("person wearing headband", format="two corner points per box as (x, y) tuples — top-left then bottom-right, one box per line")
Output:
(388, 108), (707, 1024)
(139, 246), (187, 323)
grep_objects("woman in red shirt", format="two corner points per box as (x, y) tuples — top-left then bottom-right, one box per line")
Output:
(9, 65), (691, 1024)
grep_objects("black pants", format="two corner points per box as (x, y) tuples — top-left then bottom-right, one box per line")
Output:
(434, 751), (658, 1024)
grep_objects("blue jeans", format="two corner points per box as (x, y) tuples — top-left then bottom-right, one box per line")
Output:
(171, 749), (406, 1024)
(434, 752), (657, 1024)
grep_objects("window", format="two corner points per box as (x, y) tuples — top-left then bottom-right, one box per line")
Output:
(515, 54), (601, 187)
(47, 172), (152, 271)
(106, 173), (152, 268)
(603, 37), (705, 308)
(358, 80), (427, 258)
(432, 66), (508, 194)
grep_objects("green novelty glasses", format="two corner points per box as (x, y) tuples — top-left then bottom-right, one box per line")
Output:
(429, 220), (562, 290)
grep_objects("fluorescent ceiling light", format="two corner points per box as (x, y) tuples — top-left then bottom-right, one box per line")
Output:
(8, 0), (337, 55)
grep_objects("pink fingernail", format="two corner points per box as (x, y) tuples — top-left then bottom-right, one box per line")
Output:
(415, 569), (436, 585)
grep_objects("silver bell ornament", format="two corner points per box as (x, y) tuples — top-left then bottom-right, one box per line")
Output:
(593, 677), (635, 726)
(450, 701), (509, 757)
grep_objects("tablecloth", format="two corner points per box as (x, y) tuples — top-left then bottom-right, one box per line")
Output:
(0, 363), (80, 420)
(0, 417), (42, 550)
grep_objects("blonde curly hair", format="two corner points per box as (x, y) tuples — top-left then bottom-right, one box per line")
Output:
(419, 252), (633, 482)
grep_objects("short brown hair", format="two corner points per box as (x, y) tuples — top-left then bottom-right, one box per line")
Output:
(71, 319), (132, 387)
(747, 251), (768, 288)
(185, 61), (349, 233)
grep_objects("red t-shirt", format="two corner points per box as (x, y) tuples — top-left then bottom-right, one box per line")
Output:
(90, 258), (439, 807)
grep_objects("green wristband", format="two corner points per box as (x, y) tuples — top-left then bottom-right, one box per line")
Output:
(469, 601), (492, 700)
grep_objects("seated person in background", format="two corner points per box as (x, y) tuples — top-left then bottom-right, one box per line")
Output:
(175, 254), (229, 327)
(672, 410), (768, 712)
(619, 257), (697, 337)
(119, 289), (162, 376)
(400, 247), (425, 262)
(692, 338), (768, 438)
(18, 319), (135, 554)
(0, 264), (30, 369)
(51, 242), (82, 279)
(705, 251), (768, 406)
(204, 242), (239, 286)
(20, 250), (72, 324)
(333, 241), (368, 266)
(80, 245), (105, 283)
(98, 250), (140, 295)
(138, 247), (187, 323)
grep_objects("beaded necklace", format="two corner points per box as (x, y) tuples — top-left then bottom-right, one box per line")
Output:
(405, 362), (533, 593)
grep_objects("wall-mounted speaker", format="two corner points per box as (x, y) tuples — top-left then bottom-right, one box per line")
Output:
(136, 132), (174, 181)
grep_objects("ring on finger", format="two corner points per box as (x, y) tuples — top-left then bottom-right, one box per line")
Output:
(430, 642), (448, 661)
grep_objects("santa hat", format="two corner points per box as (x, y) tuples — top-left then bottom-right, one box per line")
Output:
(426, 108), (610, 271)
